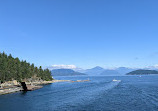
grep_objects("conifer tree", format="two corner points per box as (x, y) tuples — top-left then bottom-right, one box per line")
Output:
(0, 52), (53, 83)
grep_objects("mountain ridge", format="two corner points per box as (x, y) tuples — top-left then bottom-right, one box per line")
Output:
(51, 69), (86, 76)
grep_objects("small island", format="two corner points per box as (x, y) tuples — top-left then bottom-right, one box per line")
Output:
(126, 69), (158, 75)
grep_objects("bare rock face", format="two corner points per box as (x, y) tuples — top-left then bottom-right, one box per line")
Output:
(1, 80), (20, 88)
(12, 80), (18, 85)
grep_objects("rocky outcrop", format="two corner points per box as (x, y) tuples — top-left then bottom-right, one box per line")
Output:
(0, 80), (20, 88)
(0, 80), (71, 95)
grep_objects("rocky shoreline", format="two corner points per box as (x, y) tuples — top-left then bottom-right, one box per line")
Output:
(0, 79), (90, 95)
(0, 80), (71, 95)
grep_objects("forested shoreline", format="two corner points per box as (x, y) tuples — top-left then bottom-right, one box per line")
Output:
(126, 69), (158, 75)
(0, 52), (53, 83)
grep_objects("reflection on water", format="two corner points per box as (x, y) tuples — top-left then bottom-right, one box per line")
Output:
(0, 75), (158, 111)
(20, 91), (27, 96)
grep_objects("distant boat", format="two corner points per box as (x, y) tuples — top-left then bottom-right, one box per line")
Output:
(112, 79), (121, 82)
(139, 76), (141, 77)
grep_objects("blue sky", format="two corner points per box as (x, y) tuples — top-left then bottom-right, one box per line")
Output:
(0, 0), (158, 69)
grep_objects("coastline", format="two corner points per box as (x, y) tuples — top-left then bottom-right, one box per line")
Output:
(0, 80), (71, 95)
(0, 79), (90, 95)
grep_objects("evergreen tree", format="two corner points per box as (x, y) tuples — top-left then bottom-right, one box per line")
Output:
(0, 52), (53, 82)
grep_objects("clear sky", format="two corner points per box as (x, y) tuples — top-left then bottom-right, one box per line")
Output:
(0, 0), (158, 69)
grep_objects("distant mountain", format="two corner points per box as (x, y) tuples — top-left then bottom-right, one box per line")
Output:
(83, 66), (135, 76)
(84, 66), (105, 75)
(50, 65), (138, 76)
(51, 69), (86, 76)
(126, 69), (158, 75)
(144, 65), (158, 70)
(115, 67), (135, 75)
(100, 70), (120, 76)
(73, 68), (86, 73)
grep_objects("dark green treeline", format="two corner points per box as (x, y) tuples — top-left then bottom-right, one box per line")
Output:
(0, 52), (53, 83)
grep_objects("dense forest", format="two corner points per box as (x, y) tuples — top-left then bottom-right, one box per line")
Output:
(126, 69), (158, 75)
(0, 52), (53, 83)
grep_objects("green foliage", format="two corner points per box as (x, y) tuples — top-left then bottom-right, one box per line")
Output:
(127, 69), (158, 75)
(0, 52), (53, 83)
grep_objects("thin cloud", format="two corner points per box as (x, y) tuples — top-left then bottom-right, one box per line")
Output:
(149, 52), (158, 58)
(48, 64), (77, 70)
(134, 57), (139, 60)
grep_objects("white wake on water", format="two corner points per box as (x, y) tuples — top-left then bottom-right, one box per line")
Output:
(53, 79), (122, 110)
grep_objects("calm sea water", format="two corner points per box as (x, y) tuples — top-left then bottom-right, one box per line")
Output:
(0, 75), (158, 111)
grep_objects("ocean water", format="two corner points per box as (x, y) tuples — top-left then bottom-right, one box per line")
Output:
(0, 75), (158, 111)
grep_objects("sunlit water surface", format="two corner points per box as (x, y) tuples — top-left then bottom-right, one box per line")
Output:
(0, 75), (158, 111)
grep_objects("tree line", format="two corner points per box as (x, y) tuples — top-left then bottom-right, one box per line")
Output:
(127, 69), (158, 75)
(0, 52), (53, 83)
